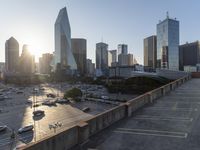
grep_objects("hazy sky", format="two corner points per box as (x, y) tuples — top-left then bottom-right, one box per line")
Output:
(0, 0), (200, 64)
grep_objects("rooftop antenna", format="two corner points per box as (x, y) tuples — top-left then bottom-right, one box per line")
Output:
(101, 36), (104, 43)
(166, 11), (169, 19)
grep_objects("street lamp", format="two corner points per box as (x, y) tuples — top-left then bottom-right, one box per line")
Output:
(49, 122), (62, 133)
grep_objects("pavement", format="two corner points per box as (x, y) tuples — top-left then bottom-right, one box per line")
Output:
(0, 83), (115, 150)
(82, 79), (200, 150)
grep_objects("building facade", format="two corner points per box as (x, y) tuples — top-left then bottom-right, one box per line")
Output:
(86, 59), (95, 76)
(19, 45), (35, 75)
(144, 35), (157, 69)
(71, 38), (87, 75)
(96, 42), (108, 75)
(39, 53), (53, 74)
(179, 41), (200, 71)
(157, 15), (179, 70)
(118, 53), (134, 66)
(5, 37), (19, 73)
(54, 7), (77, 72)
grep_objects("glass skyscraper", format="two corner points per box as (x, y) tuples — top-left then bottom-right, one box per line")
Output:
(157, 15), (179, 70)
(54, 7), (77, 71)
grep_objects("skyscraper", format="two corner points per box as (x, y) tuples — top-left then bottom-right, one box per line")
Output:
(96, 42), (108, 75)
(54, 7), (77, 72)
(19, 45), (35, 75)
(144, 35), (157, 69)
(157, 14), (179, 70)
(39, 53), (53, 74)
(179, 41), (200, 71)
(71, 38), (87, 75)
(118, 44), (128, 55)
(5, 37), (19, 73)
(109, 50), (117, 66)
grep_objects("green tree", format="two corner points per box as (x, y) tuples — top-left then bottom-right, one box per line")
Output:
(64, 88), (82, 100)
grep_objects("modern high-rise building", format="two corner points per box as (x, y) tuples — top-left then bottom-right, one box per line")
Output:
(144, 35), (157, 69)
(5, 37), (19, 73)
(179, 41), (200, 71)
(71, 38), (87, 75)
(39, 53), (53, 74)
(118, 53), (134, 66)
(96, 42), (108, 75)
(157, 14), (179, 70)
(118, 44), (128, 55)
(86, 59), (95, 77)
(109, 50), (117, 66)
(54, 7), (77, 72)
(19, 45), (35, 75)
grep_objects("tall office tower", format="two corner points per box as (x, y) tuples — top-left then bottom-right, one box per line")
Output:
(109, 50), (117, 66)
(117, 44), (128, 63)
(54, 7), (77, 72)
(86, 59), (95, 76)
(179, 41), (200, 71)
(19, 45), (35, 75)
(71, 38), (87, 75)
(144, 35), (157, 69)
(118, 53), (134, 66)
(39, 53), (53, 74)
(157, 14), (179, 70)
(5, 37), (19, 73)
(96, 42), (108, 75)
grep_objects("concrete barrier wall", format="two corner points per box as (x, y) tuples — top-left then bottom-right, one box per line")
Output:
(22, 75), (191, 150)
(85, 104), (126, 136)
(22, 126), (79, 150)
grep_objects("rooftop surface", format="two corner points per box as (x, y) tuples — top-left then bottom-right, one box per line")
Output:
(82, 79), (200, 150)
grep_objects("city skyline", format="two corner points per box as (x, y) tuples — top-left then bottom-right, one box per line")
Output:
(1, 0), (200, 64)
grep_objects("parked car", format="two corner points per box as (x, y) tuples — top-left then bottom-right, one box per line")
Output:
(56, 98), (69, 104)
(0, 125), (7, 132)
(18, 125), (33, 134)
(33, 110), (45, 116)
(46, 93), (56, 98)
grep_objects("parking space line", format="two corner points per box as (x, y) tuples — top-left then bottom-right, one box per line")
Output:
(134, 116), (193, 122)
(144, 107), (198, 112)
(114, 128), (188, 139)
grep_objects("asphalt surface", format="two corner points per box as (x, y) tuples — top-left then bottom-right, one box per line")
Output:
(0, 83), (114, 150)
(82, 79), (200, 150)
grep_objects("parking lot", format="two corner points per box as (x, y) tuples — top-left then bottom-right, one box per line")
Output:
(0, 83), (118, 150)
(82, 79), (200, 150)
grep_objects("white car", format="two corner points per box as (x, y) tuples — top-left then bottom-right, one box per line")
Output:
(0, 125), (7, 132)
(33, 110), (45, 116)
(18, 125), (33, 134)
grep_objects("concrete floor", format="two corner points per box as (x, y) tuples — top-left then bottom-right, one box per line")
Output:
(82, 79), (200, 150)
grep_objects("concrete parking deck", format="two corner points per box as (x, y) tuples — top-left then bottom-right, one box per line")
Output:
(82, 79), (200, 150)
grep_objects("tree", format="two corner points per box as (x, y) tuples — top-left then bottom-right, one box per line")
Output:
(64, 88), (82, 100)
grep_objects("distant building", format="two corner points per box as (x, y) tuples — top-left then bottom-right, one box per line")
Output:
(118, 53), (134, 66)
(157, 14), (179, 70)
(144, 35), (157, 69)
(179, 41), (200, 71)
(39, 53), (53, 74)
(19, 45), (35, 75)
(118, 44), (128, 55)
(5, 37), (19, 73)
(71, 38), (87, 75)
(96, 42), (108, 75)
(54, 7), (77, 72)
(86, 59), (95, 76)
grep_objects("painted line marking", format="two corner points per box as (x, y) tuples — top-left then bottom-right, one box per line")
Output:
(114, 128), (188, 139)
(144, 107), (198, 112)
(133, 116), (193, 122)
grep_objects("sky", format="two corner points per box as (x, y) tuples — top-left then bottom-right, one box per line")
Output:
(0, 0), (200, 64)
